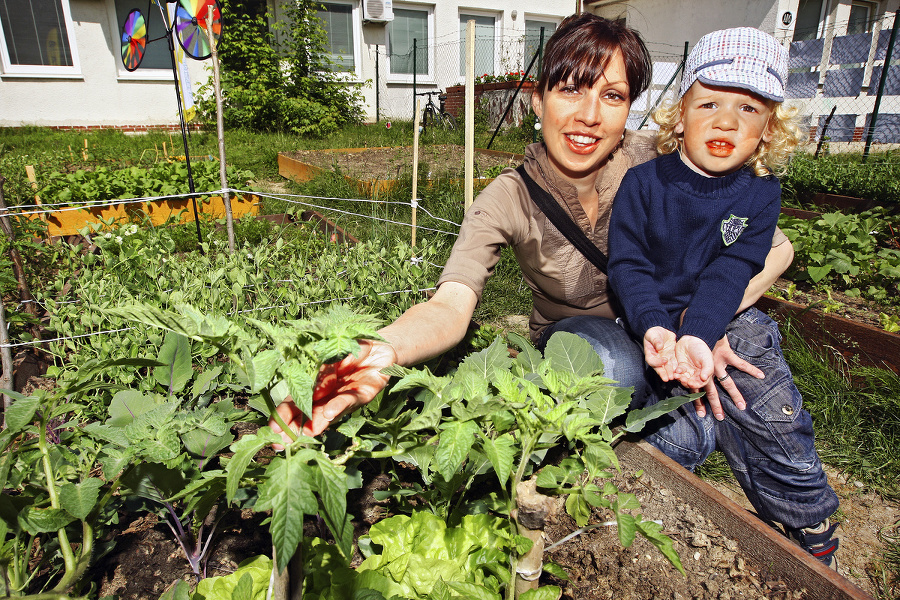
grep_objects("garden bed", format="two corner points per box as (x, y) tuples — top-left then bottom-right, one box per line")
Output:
(278, 145), (524, 194)
(26, 193), (260, 237)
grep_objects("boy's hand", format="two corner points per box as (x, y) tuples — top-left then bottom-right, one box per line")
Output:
(643, 326), (677, 381)
(673, 335), (714, 391)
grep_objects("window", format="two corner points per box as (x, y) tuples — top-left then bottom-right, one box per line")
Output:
(524, 19), (556, 75)
(847, 1), (876, 35)
(388, 6), (431, 80)
(112, 0), (172, 73)
(459, 13), (495, 78)
(793, 0), (826, 42)
(319, 1), (359, 75)
(0, 0), (80, 76)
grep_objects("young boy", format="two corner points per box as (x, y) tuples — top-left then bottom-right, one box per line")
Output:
(608, 27), (841, 566)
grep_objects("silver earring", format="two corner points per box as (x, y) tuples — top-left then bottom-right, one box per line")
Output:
(534, 120), (542, 131)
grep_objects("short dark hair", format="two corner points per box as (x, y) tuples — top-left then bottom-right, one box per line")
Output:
(536, 13), (652, 104)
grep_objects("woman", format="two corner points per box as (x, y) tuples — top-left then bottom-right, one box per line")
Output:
(274, 13), (792, 437)
(273, 14), (840, 564)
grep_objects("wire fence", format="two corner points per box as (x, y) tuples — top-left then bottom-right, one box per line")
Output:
(0, 186), (452, 351)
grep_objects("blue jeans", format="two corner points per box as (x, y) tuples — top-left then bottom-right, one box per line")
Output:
(543, 309), (839, 530)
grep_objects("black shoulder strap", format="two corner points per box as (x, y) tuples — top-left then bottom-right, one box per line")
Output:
(516, 164), (609, 274)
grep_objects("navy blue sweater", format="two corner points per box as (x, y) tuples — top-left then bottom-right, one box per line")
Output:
(607, 152), (781, 349)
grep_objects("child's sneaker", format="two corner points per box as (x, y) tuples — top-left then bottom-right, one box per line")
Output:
(786, 519), (839, 568)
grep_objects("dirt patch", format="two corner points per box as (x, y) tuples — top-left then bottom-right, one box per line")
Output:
(283, 144), (523, 181)
(89, 450), (896, 600)
(769, 277), (899, 330)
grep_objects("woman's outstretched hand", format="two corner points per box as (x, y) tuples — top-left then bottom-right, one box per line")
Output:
(694, 334), (764, 420)
(270, 339), (397, 445)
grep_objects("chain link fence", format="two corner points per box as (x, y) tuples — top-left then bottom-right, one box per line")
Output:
(371, 14), (900, 155)
(780, 11), (900, 153)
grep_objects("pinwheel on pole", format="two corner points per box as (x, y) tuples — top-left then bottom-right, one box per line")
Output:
(119, 0), (223, 247)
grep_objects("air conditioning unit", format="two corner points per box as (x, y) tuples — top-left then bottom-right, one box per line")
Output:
(363, 0), (393, 23)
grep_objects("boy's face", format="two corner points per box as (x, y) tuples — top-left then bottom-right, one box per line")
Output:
(676, 81), (774, 177)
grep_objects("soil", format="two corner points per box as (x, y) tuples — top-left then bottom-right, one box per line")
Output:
(82, 443), (898, 600)
(769, 277), (899, 330)
(283, 144), (523, 181)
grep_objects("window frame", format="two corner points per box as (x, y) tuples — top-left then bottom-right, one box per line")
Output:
(0, 0), (82, 78)
(107, 0), (175, 81)
(458, 10), (498, 81)
(387, 3), (434, 84)
(319, 0), (363, 80)
(523, 17), (558, 76)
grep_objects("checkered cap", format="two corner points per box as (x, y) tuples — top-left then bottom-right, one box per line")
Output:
(680, 27), (788, 102)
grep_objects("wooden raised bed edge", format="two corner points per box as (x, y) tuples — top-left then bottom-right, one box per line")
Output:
(277, 148), (525, 196)
(616, 438), (874, 600)
(754, 295), (900, 374)
(31, 194), (260, 238)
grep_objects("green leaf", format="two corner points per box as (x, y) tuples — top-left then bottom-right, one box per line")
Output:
(624, 394), (700, 433)
(544, 331), (603, 378)
(18, 506), (76, 534)
(153, 331), (192, 394)
(636, 519), (685, 575)
(541, 561), (570, 581)
(311, 457), (353, 559)
(279, 359), (315, 418)
(225, 427), (283, 504)
(565, 492), (591, 527)
(445, 581), (502, 600)
(615, 510), (637, 548)
(807, 264), (832, 283)
(256, 454), (318, 572)
(5, 395), (40, 432)
(249, 349), (282, 393)
(520, 586), (562, 600)
(107, 389), (162, 427)
(181, 429), (234, 466)
(479, 433), (516, 486)
(59, 478), (104, 520)
(434, 421), (478, 482)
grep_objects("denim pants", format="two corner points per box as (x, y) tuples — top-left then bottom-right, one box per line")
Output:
(541, 309), (839, 530)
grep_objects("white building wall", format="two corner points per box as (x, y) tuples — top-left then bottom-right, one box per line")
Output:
(1, 0), (210, 129)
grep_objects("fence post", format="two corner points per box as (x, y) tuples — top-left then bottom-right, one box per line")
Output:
(863, 10), (900, 161)
(375, 49), (380, 123)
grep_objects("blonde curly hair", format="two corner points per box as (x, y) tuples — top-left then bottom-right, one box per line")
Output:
(653, 97), (806, 177)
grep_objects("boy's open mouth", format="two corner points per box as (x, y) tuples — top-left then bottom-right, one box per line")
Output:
(706, 140), (735, 157)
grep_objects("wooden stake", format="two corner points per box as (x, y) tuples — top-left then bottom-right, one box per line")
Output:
(0, 176), (37, 319)
(82, 138), (88, 161)
(411, 98), (422, 248)
(206, 6), (234, 252)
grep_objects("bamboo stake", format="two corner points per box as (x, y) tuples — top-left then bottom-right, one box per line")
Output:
(411, 97), (422, 248)
(24, 166), (46, 229)
(205, 6), (234, 252)
(82, 138), (88, 161)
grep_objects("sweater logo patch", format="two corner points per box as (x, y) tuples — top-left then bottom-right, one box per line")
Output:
(721, 214), (748, 246)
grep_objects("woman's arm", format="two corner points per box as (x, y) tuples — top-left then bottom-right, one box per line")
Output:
(737, 237), (794, 312)
(271, 282), (478, 438)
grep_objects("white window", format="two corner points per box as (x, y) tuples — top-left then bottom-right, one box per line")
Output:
(319, 1), (361, 77)
(847, 1), (876, 35)
(524, 19), (556, 75)
(793, 0), (827, 42)
(388, 5), (432, 81)
(110, 0), (172, 77)
(0, 0), (81, 76)
(459, 13), (495, 78)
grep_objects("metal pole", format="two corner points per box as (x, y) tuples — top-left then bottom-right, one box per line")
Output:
(639, 41), (689, 130)
(412, 39), (417, 122)
(156, 1), (203, 249)
(863, 10), (900, 161)
(815, 105), (837, 158)
(375, 48), (380, 122)
(487, 27), (543, 149)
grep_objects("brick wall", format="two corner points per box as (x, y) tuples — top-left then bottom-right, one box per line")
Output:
(444, 81), (536, 127)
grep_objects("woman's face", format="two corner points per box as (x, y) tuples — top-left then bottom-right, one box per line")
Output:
(532, 50), (632, 185)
